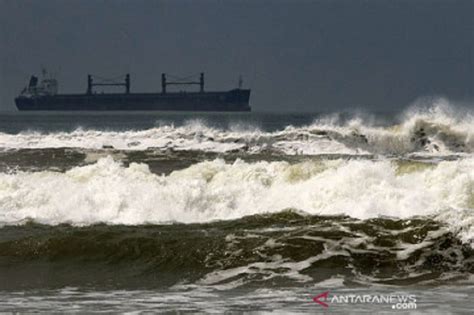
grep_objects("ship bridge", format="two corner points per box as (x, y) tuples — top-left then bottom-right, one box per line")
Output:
(20, 70), (58, 97)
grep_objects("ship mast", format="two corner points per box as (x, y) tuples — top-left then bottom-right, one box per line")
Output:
(86, 74), (130, 94)
(161, 73), (205, 94)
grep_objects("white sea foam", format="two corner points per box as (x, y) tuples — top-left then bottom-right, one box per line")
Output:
(0, 156), (472, 244)
(1, 101), (473, 155)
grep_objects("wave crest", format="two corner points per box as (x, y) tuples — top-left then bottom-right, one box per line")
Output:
(0, 156), (472, 245)
(1, 101), (473, 156)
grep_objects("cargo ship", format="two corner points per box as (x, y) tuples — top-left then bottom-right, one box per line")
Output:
(15, 71), (251, 111)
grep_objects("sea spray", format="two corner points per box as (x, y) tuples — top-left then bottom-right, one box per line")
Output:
(0, 156), (472, 246)
(0, 103), (473, 155)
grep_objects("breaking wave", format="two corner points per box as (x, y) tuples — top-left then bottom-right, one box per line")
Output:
(1, 102), (473, 156)
(0, 156), (472, 245)
(1, 99), (473, 294)
(0, 213), (472, 290)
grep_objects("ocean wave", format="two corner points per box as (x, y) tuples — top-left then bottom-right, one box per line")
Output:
(0, 102), (473, 156)
(0, 156), (472, 245)
(0, 213), (472, 290)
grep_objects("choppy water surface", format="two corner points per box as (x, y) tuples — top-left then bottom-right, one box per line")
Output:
(0, 100), (473, 313)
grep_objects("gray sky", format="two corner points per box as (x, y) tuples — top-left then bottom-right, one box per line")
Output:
(1, 0), (473, 112)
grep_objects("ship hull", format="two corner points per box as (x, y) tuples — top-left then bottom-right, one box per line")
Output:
(15, 89), (251, 111)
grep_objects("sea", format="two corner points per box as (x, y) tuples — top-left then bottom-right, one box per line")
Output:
(0, 99), (472, 313)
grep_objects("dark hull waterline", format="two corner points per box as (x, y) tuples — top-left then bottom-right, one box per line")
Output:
(15, 89), (251, 111)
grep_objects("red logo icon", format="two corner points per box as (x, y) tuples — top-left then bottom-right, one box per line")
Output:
(313, 291), (330, 308)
